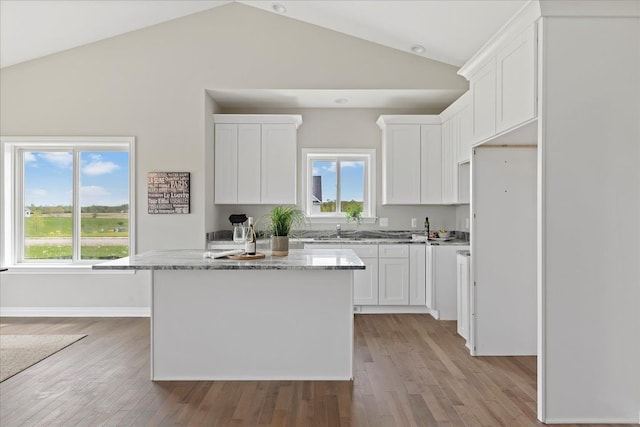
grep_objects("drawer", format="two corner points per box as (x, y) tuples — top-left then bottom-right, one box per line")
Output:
(379, 244), (409, 258)
(341, 244), (378, 258)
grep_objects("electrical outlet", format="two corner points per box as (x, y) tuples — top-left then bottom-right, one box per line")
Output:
(411, 218), (417, 228)
(379, 217), (389, 227)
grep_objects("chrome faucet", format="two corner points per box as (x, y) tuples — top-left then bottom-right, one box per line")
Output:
(336, 224), (341, 238)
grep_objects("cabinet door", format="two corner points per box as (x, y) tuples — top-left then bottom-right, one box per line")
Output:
(261, 124), (297, 204)
(496, 25), (536, 133)
(382, 125), (421, 204)
(379, 258), (409, 305)
(456, 254), (470, 340)
(441, 119), (458, 204)
(471, 59), (497, 143)
(458, 99), (473, 163)
(354, 257), (379, 305)
(214, 124), (238, 204)
(409, 245), (426, 306)
(425, 246), (434, 309)
(237, 124), (262, 204)
(420, 125), (442, 204)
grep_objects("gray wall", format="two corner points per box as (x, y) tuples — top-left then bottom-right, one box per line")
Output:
(0, 3), (466, 311)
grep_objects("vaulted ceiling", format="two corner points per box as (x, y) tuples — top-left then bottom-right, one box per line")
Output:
(0, 0), (526, 69)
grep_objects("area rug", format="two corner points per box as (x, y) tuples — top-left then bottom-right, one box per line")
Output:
(0, 334), (87, 382)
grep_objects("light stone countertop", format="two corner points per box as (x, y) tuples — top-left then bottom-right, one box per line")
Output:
(207, 237), (470, 246)
(92, 248), (366, 271)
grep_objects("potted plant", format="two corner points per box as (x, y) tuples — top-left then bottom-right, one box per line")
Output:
(265, 205), (305, 256)
(344, 203), (363, 226)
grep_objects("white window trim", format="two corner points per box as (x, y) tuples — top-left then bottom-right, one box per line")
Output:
(1, 136), (136, 269)
(301, 148), (376, 224)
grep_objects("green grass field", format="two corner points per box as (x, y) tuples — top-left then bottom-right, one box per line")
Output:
(25, 245), (129, 260)
(25, 215), (128, 238)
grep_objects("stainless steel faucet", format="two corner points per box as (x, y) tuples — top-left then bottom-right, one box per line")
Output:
(336, 224), (341, 238)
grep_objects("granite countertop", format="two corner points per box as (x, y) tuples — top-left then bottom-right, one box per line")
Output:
(92, 249), (366, 271)
(207, 237), (470, 246)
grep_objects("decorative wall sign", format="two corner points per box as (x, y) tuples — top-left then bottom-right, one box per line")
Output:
(147, 172), (190, 214)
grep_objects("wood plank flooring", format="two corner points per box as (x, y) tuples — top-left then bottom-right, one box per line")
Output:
(0, 315), (628, 426)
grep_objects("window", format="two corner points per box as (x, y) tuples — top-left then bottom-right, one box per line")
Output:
(302, 149), (376, 222)
(1, 137), (135, 266)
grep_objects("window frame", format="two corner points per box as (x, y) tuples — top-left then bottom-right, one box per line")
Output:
(1, 136), (135, 268)
(301, 148), (376, 223)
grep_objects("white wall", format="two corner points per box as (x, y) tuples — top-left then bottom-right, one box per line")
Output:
(539, 15), (640, 423)
(212, 107), (459, 232)
(0, 3), (466, 311)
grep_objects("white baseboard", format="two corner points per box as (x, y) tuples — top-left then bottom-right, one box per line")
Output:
(0, 306), (150, 317)
(354, 305), (432, 314)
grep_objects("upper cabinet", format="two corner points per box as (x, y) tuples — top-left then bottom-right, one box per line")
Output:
(213, 115), (302, 205)
(495, 24), (537, 134)
(459, 22), (538, 144)
(440, 91), (472, 203)
(471, 59), (497, 143)
(377, 116), (442, 205)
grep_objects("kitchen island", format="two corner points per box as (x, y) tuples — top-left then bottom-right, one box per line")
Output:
(94, 249), (364, 381)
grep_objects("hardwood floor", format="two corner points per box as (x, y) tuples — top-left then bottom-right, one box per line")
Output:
(0, 315), (627, 426)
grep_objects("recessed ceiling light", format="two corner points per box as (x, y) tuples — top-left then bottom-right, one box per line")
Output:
(411, 45), (426, 54)
(272, 3), (287, 13)
(334, 98), (349, 105)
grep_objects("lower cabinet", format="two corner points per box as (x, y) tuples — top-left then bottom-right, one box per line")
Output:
(409, 245), (426, 305)
(378, 245), (410, 305)
(456, 252), (471, 342)
(430, 245), (470, 320)
(343, 244), (379, 305)
(303, 242), (466, 316)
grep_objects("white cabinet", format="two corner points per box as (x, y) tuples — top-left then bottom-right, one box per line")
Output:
(425, 246), (434, 309)
(441, 119), (458, 204)
(456, 252), (470, 342)
(409, 245), (426, 305)
(430, 245), (470, 320)
(381, 124), (421, 204)
(457, 95), (473, 163)
(496, 25), (537, 134)
(461, 25), (537, 145)
(261, 124), (297, 204)
(420, 125), (443, 204)
(377, 116), (442, 205)
(214, 124), (239, 204)
(379, 244), (410, 305)
(344, 245), (379, 305)
(213, 115), (302, 205)
(471, 59), (497, 143)
(237, 124), (261, 204)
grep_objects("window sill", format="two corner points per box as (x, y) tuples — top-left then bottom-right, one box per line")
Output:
(2, 264), (136, 275)
(304, 216), (377, 225)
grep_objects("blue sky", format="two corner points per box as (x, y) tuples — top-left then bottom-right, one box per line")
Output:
(312, 160), (364, 203)
(24, 151), (129, 207)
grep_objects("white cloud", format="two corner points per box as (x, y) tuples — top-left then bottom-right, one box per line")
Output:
(82, 160), (119, 176)
(24, 152), (37, 163)
(341, 161), (363, 168)
(323, 163), (337, 173)
(40, 152), (73, 168)
(312, 167), (319, 175)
